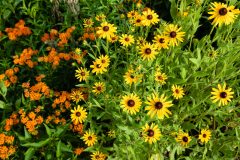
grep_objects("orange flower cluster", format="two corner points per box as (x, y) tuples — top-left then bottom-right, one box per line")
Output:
(13, 48), (38, 68)
(74, 147), (84, 156)
(23, 81), (50, 101)
(0, 133), (16, 159)
(5, 20), (31, 40)
(81, 27), (96, 41)
(58, 26), (76, 47)
(38, 48), (85, 68)
(41, 29), (58, 43)
(0, 67), (19, 87)
(70, 123), (84, 135)
(4, 113), (19, 131)
(19, 109), (43, 135)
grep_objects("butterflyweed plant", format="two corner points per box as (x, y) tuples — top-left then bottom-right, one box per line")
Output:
(0, 0), (240, 159)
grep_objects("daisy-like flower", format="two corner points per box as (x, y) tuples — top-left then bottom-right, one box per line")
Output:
(92, 82), (105, 95)
(142, 123), (161, 144)
(175, 131), (191, 147)
(107, 130), (116, 138)
(75, 48), (81, 54)
(75, 67), (90, 82)
(172, 85), (185, 99)
(90, 61), (107, 75)
(96, 22), (117, 39)
(153, 35), (169, 49)
(120, 93), (142, 115)
(133, 15), (144, 27)
(123, 69), (142, 85)
(71, 105), (87, 125)
(83, 131), (97, 146)
(91, 151), (107, 160)
(83, 18), (94, 28)
(211, 83), (234, 106)
(70, 90), (84, 103)
(127, 10), (139, 18)
(95, 14), (106, 21)
(142, 9), (160, 26)
(199, 129), (211, 143)
(208, 2), (240, 27)
(164, 24), (185, 47)
(119, 34), (134, 47)
(154, 72), (168, 85)
(139, 43), (158, 61)
(107, 34), (118, 43)
(145, 93), (173, 119)
(136, 37), (146, 46)
(96, 55), (110, 68)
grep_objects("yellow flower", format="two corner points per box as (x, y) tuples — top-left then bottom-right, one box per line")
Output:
(133, 15), (144, 27)
(119, 34), (134, 47)
(139, 43), (158, 61)
(91, 151), (107, 160)
(83, 131), (97, 146)
(142, 9), (160, 26)
(164, 24), (185, 47)
(96, 55), (110, 68)
(172, 85), (185, 99)
(176, 131), (191, 147)
(75, 67), (90, 82)
(83, 18), (94, 28)
(70, 90), (84, 103)
(127, 10), (139, 18)
(199, 129), (211, 143)
(96, 22), (117, 39)
(211, 83), (234, 106)
(145, 93), (173, 119)
(71, 105), (87, 125)
(142, 123), (161, 144)
(90, 61), (107, 75)
(95, 14), (106, 21)
(208, 2), (240, 26)
(107, 130), (116, 138)
(107, 34), (118, 43)
(123, 69), (142, 85)
(154, 72), (168, 85)
(153, 35), (169, 50)
(75, 48), (81, 54)
(92, 82), (105, 95)
(120, 93), (142, 115)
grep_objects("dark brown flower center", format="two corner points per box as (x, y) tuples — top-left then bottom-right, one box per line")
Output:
(81, 72), (85, 76)
(147, 129), (154, 137)
(130, 75), (134, 78)
(219, 8), (227, 15)
(76, 112), (81, 117)
(158, 76), (163, 80)
(136, 19), (141, 23)
(88, 136), (92, 140)
(170, 31), (177, 38)
(96, 64), (101, 68)
(155, 102), (163, 109)
(220, 92), (227, 98)
(159, 38), (165, 43)
(102, 59), (106, 63)
(97, 86), (102, 91)
(103, 26), (109, 31)
(175, 89), (179, 94)
(203, 134), (207, 138)
(182, 136), (188, 142)
(127, 100), (135, 107)
(147, 15), (153, 20)
(145, 48), (151, 54)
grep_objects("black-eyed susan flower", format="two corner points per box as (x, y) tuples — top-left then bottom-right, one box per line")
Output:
(208, 2), (240, 26)
(211, 83), (234, 106)
(153, 35), (169, 49)
(176, 131), (191, 147)
(107, 34), (118, 43)
(71, 105), (87, 125)
(70, 90), (84, 103)
(164, 24), (185, 47)
(127, 10), (139, 18)
(96, 22), (117, 39)
(91, 151), (107, 160)
(83, 131), (97, 147)
(96, 55), (110, 68)
(136, 37), (146, 46)
(133, 15), (144, 27)
(92, 82), (105, 95)
(199, 129), (211, 143)
(119, 34), (134, 47)
(90, 61), (107, 75)
(142, 123), (161, 144)
(123, 69), (142, 85)
(95, 14), (106, 21)
(172, 85), (185, 99)
(145, 93), (173, 119)
(154, 72), (168, 85)
(120, 93), (142, 115)
(139, 43), (157, 61)
(107, 130), (116, 138)
(83, 18), (94, 28)
(142, 9), (160, 26)
(208, 50), (218, 59)
(75, 67), (90, 82)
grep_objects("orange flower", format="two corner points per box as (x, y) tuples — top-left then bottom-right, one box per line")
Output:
(9, 75), (18, 84)
(25, 120), (37, 132)
(4, 80), (11, 87)
(22, 82), (30, 88)
(4, 136), (14, 144)
(0, 133), (5, 145)
(28, 112), (36, 120)
(0, 145), (8, 159)
(0, 74), (5, 81)
(36, 116), (43, 124)
(5, 69), (14, 77)
(74, 147), (84, 155)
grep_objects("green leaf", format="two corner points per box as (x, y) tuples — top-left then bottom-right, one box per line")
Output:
(22, 138), (51, 148)
(53, 123), (70, 137)
(24, 147), (36, 160)
(0, 101), (6, 109)
(0, 81), (7, 97)
(3, 9), (12, 19)
(44, 124), (53, 137)
(24, 127), (32, 140)
(92, 98), (103, 109)
(56, 140), (61, 158)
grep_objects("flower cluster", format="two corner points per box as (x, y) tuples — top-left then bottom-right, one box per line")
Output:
(5, 20), (31, 40)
